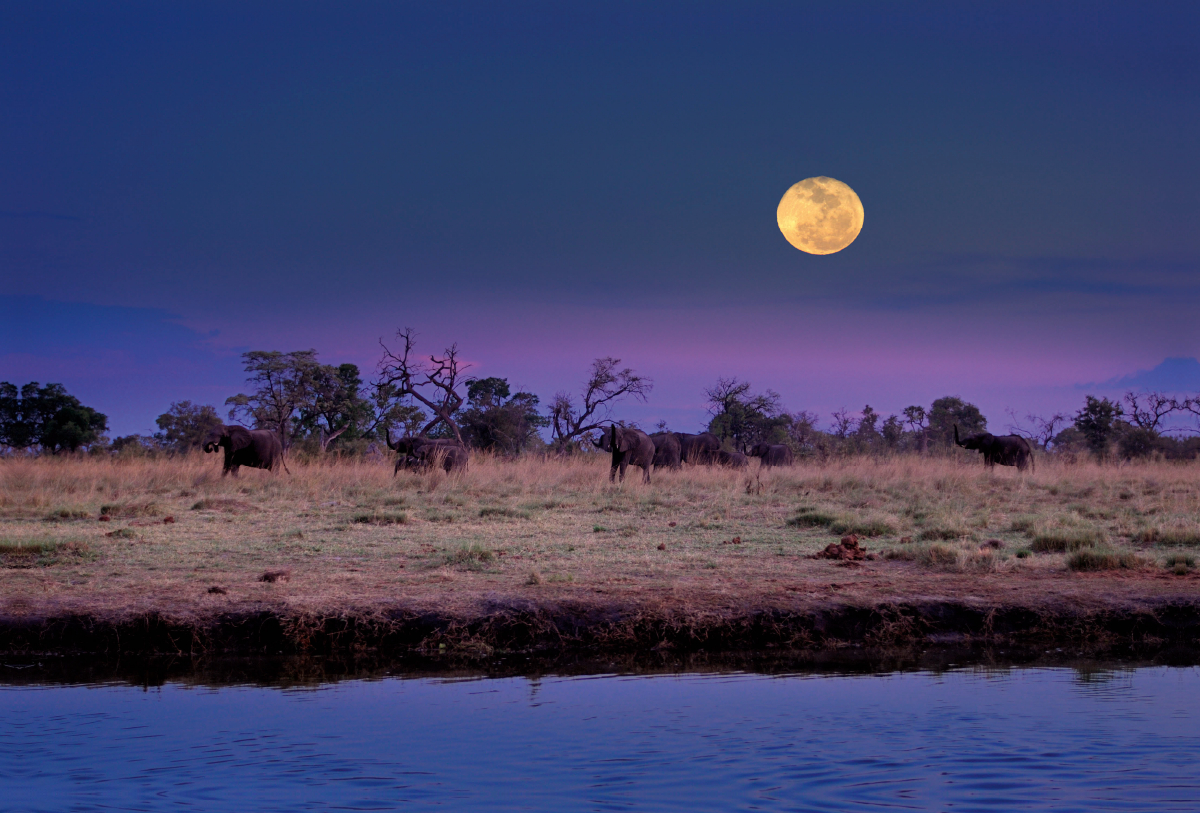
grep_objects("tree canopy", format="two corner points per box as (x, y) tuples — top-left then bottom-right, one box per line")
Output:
(0, 382), (108, 452)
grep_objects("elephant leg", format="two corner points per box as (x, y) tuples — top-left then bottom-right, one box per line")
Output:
(642, 464), (651, 484)
(619, 461), (628, 482)
(609, 464), (618, 483)
(230, 465), (240, 478)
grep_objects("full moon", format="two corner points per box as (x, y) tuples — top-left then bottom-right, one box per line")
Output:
(776, 177), (864, 255)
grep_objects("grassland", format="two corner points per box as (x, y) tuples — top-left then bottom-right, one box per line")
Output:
(2, 453), (1198, 655)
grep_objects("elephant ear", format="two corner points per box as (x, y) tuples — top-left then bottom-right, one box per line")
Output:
(228, 426), (253, 452)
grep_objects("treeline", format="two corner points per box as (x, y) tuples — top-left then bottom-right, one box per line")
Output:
(4, 330), (1200, 462)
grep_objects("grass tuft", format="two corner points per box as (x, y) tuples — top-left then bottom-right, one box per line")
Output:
(0, 539), (92, 567)
(444, 543), (495, 570)
(353, 511), (408, 526)
(479, 506), (533, 520)
(1134, 527), (1200, 547)
(1030, 528), (1103, 553)
(1066, 548), (1143, 571)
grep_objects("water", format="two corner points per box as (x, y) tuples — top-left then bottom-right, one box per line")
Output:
(3, 664), (1199, 812)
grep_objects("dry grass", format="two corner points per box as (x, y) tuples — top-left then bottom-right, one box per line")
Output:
(2, 453), (1199, 616)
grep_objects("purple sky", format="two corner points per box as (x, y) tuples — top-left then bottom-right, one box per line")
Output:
(2, 3), (1199, 437)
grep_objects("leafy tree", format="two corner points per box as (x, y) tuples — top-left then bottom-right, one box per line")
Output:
(0, 382), (108, 453)
(902, 405), (929, 454)
(548, 358), (652, 452)
(1074, 395), (1123, 457)
(225, 350), (323, 445)
(155, 401), (223, 452)
(852, 405), (881, 452)
(298, 363), (371, 450)
(459, 377), (548, 454)
(928, 396), (986, 449)
(882, 414), (905, 449)
(705, 378), (790, 452)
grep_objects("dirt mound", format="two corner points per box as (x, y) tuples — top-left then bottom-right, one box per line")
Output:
(814, 534), (874, 561)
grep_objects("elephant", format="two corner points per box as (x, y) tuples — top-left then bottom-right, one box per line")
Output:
(954, 425), (1034, 471)
(675, 432), (721, 464)
(748, 443), (794, 467)
(716, 449), (750, 468)
(203, 425), (289, 477)
(649, 432), (682, 470)
(385, 429), (468, 474)
(607, 424), (655, 483)
(717, 449), (749, 468)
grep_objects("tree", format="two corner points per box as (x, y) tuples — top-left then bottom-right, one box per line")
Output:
(225, 350), (322, 445)
(1007, 410), (1069, 450)
(928, 396), (986, 449)
(459, 377), (548, 454)
(298, 363), (371, 451)
(704, 378), (790, 452)
(0, 382), (108, 453)
(1123, 391), (1179, 431)
(829, 408), (854, 440)
(1074, 395), (1123, 457)
(548, 358), (652, 452)
(881, 414), (904, 449)
(155, 401), (223, 452)
(902, 405), (929, 454)
(376, 328), (469, 444)
(852, 405), (881, 452)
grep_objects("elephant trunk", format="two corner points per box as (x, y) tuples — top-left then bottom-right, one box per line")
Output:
(954, 425), (962, 447)
(203, 442), (216, 453)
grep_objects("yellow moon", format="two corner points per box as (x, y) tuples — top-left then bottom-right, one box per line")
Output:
(776, 177), (864, 254)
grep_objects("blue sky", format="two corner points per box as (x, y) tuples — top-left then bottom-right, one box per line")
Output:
(2, 2), (1198, 435)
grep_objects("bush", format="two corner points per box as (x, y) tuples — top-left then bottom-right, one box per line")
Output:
(444, 543), (495, 570)
(353, 511), (408, 525)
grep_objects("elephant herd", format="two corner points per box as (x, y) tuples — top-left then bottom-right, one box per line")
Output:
(593, 426), (795, 484)
(200, 422), (1033, 480)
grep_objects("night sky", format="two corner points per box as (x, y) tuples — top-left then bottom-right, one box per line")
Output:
(3, 2), (1199, 436)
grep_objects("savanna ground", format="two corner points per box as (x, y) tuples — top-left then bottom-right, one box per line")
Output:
(2, 452), (1198, 653)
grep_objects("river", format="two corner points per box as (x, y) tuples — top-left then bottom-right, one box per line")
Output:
(3, 660), (1199, 811)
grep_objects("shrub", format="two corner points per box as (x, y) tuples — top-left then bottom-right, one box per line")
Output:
(1030, 528), (1103, 553)
(919, 543), (960, 568)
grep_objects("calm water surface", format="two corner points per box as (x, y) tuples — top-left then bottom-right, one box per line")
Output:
(3, 665), (1199, 812)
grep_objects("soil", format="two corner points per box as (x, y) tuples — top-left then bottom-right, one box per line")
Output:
(3, 560), (1198, 661)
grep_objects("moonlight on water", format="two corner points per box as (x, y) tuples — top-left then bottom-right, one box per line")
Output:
(776, 177), (864, 255)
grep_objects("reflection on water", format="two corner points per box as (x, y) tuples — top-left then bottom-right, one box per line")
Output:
(3, 666), (1199, 812)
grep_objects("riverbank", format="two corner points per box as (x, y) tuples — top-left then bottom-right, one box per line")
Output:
(3, 454), (1199, 658)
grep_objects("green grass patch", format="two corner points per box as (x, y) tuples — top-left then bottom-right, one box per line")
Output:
(1066, 548), (1142, 572)
(0, 539), (92, 567)
(1134, 527), (1200, 547)
(1030, 528), (1103, 553)
(100, 502), (160, 518)
(1164, 553), (1195, 574)
(786, 507), (838, 528)
(42, 507), (91, 522)
(830, 516), (896, 537)
(1008, 515), (1038, 533)
(479, 506), (533, 520)
(353, 511), (408, 525)
(444, 543), (496, 570)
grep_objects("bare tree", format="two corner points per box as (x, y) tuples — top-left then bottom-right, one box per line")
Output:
(1123, 391), (1180, 431)
(830, 408), (854, 440)
(549, 357), (652, 452)
(1005, 409), (1069, 450)
(375, 328), (469, 444)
